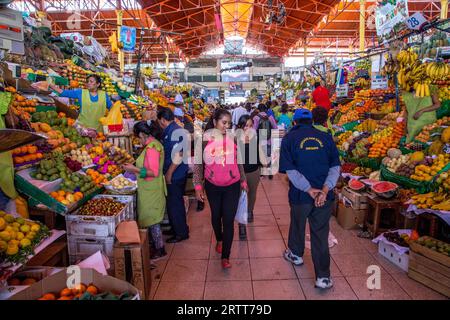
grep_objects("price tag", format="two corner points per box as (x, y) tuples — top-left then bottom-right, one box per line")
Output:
(406, 13), (428, 31)
(371, 75), (388, 90)
(336, 84), (348, 98)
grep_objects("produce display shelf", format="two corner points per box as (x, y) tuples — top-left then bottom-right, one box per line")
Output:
(15, 171), (103, 215)
(50, 76), (69, 86)
(342, 120), (360, 131)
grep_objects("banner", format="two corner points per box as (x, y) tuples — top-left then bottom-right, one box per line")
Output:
(375, 0), (409, 43)
(120, 26), (136, 52)
(286, 89), (295, 105)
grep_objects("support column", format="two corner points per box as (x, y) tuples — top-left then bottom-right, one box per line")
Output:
(359, 0), (366, 52)
(116, 10), (124, 72)
(303, 41), (307, 67)
(442, 0), (448, 19)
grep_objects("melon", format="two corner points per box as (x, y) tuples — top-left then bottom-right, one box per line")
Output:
(371, 181), (399, 199)
(349, 179), (365, 191)
(387, 148), (401, 159)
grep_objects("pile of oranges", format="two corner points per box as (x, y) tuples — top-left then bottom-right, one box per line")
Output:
(6, 87), (38, 113)
(368, 121), (405, 158)
(50, 190), (83, 206)
(86, 169), (107, 186)
(38, 283), (98, 300)
(12, 145), (43, 165)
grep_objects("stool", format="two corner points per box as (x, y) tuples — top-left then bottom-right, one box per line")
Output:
(365, 197), (402, 237)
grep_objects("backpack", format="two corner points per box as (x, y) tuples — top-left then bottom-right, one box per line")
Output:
(257, 114), (272, 140)
(203, 137), (241, 187)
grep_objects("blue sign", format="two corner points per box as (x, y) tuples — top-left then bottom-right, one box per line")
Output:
(120, 26), (136, 52)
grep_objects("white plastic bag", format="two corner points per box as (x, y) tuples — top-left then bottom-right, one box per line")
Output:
(235, 190), (248, 224)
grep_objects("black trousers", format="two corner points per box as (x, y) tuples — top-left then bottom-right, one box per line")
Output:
(166, 178), (189, 238)
(205, 180), (241, 259)
(288, 200), (332, 279)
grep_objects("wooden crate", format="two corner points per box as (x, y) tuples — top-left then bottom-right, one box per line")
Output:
(106, 134), (133, 156)
(408, 241), (450, 297)
(341, 186), (369, 210)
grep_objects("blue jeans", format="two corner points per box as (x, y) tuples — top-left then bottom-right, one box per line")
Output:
(166, 178), (189, 238)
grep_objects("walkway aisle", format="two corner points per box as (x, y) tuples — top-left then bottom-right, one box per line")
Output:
(150, 175), (446, 300)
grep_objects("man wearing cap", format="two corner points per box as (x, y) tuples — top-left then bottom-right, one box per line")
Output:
(279, 108), (341, 289)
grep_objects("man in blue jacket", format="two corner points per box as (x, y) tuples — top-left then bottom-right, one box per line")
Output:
(279, 108), (341, 289)
(157, 107), (190, 243)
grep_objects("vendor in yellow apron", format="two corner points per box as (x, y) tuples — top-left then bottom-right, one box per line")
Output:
(403, 87), (441, 143)
(77, 89), (107, 132)
(0, 105), (18, 201)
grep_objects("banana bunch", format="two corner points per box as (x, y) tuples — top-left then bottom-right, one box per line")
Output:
(141, 66), (154, 77)
(432, 198), (450, 211)
(355, 78), (370, 88)
(396, 48), (418, 67)
(426, 62), (449, 81)
(159, 73), (170, 82)
(414, 81), (431, 98)
(380, 57), (399, 77)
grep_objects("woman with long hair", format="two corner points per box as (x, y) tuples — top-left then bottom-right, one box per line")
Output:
(193, 108), (248, 268)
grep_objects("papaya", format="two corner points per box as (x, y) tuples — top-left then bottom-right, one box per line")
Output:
(40, 123), (52, 133)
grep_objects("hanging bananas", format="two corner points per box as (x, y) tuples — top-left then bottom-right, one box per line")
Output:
(426, 62), (450, 82)
(414, 81), (431, 98)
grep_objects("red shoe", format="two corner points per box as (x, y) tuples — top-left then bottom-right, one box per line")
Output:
(221, 259), (231, 269)
(215, 242), (222, 254)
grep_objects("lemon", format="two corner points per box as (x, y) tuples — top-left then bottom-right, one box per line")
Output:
(0, 231), (10, 242)
(26, 232), (36, 240)
(4, 214), (15, 223)
(16, 232), (25, 241)
(15, 218), (25, 225)
(0, 217), (5, 231)
(20, 238), (31, 248)
(6, 244), (19, 255)
(9, 231), (16, 240)
(20, 225), (30, 233)
(12, 222), (20, 229)
(0, 240), (7, 252)
(12, 227), (19, 233)
(5, 226), (13, 232)
(31, 224), (41, 233)
(9, 239), (19, 246)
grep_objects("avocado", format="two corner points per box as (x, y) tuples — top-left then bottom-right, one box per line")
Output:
(49, 174), (59, 181)
(36, 173), (43, 180)
(47, 168), (58, 175)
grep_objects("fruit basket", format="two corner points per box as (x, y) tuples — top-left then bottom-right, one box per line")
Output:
(380, 165), (431, 194)
(103, 174), (137, 194)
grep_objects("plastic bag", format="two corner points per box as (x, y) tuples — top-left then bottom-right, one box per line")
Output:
(235, 190), (248, 224)
(100, 101), (123, 126)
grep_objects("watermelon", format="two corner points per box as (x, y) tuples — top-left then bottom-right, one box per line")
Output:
(372, 181), (398, 199)
(349, 179), (365, 191)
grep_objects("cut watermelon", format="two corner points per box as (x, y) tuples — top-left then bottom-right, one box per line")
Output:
(349, 179), (365, 191)
(372, 181), (399, 199)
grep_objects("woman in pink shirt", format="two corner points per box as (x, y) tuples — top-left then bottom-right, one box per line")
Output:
(123, 121), (167, 260)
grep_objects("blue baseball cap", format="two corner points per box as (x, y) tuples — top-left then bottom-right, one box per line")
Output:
(293, 108), (312, 120)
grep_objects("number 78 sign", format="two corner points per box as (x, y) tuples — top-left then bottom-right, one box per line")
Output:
(406, 12), (428, 31)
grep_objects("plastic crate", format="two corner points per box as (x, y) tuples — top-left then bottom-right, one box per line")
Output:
(94, 194), (134, 220)
(380, 165), (430, 194)
(66, 194), (133, 237)
(51, 76), (69, 86)
(378, 241), (409, 272)
(68, 235), (115, 260)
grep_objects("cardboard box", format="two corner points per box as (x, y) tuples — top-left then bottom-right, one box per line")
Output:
(9, 268), (140, 300)
(341, 187), (368, 210)
(113, 229), (151, 300)
(337, 202), (367, 230)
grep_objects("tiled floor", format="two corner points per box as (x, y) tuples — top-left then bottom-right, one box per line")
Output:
(151, 175), (447, 300)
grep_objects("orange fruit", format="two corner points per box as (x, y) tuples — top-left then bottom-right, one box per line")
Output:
(86, 285), (98, 295)
(40, 293), (56, 300)
(36, 153), (43, 159)
(28, 146), (37, 154)
(50, 192), (58, 198)
(58, 295), (73, 300)
(21, 278), (37, 286)
(14, 157), (24, 164)
(57, 190), (66, 197)
(60, 288), (73, 297)
(71, 283), (86, 295)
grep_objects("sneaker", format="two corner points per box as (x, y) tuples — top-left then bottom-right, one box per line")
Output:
(221, 259), (232, 269)
(283, 249), (304, 266)
(150, 248), (167, 261)
(215, 242), (222, 254)
(315, 277), (334, 289)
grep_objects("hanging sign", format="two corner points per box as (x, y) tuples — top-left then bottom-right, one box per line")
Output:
(371, 75), (388, 90)
(375, 0), (409, 43)
(406, 12), (428, 31)
(120, 26), (136, 52)
(286, 89), (295, 105)
(336, 84), (349, 98)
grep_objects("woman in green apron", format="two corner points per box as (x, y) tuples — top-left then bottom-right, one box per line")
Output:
(49, 75), (113, 132)
(0, 92), (18, 209)
(122, 121), (167, 260)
